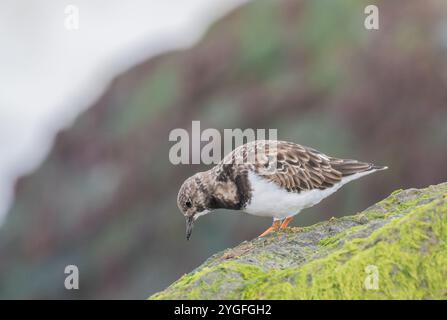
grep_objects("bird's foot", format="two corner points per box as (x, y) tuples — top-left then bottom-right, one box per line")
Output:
(258, 220), (281, 237)
(279, 216), (294, 230)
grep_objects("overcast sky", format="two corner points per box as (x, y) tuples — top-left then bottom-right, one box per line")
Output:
(0, 0), (248, 223)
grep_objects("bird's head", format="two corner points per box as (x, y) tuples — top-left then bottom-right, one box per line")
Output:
(177, 172), (212, 240)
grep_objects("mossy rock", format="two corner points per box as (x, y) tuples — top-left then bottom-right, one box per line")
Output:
(151, 183), (447, 299)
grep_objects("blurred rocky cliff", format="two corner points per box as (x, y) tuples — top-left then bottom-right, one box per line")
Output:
(1, 0), (447, 298)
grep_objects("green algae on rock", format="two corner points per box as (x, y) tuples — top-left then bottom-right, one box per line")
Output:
(150, 183), (447, 299)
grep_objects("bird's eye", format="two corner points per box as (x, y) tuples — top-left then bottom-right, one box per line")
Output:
(185, 201), (192, 208)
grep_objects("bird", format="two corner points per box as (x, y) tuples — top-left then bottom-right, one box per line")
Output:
(177, 140), (387, 240)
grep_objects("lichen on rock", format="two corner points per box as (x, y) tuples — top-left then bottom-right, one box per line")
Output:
(150, 183), (447, 300)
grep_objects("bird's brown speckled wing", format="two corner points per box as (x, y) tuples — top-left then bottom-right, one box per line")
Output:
(253, 142), (336, 192)
(260, 141), (378, 192)
(220, 140), (376, 193)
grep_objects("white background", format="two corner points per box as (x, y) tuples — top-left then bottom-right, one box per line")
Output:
(0, 0), (248, 223)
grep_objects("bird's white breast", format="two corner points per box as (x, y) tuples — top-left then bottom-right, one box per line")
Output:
(243, 170), (376, 219)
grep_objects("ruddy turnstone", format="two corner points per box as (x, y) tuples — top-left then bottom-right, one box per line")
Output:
(177, 140), (387, 240)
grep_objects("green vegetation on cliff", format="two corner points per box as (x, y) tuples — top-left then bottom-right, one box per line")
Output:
(151, 183), (447, 299)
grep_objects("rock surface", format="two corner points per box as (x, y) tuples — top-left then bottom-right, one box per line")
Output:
(151, 183), (447, 299)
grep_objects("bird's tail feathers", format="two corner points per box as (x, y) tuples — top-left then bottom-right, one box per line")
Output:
(371, 165), (388, 171)
(330, 158), (388, 177)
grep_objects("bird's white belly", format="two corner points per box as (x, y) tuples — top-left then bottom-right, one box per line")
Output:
(243, 170), (373, 219)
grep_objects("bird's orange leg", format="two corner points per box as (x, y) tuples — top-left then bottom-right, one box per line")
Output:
(280, 216), (294, 229)
(258, 220), (281, 237)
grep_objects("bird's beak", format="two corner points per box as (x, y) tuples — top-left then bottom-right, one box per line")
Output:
(185, 216), (194, 240)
